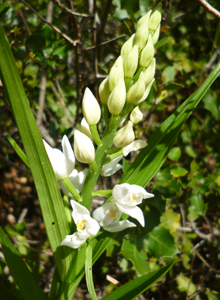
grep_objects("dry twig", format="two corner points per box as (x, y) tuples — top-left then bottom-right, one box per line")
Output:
(197, 0), (220, 19)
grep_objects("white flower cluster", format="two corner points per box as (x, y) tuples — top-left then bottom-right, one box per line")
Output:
(42, 7), (161, 249)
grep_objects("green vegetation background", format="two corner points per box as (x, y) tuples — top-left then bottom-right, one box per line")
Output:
(0, 0), (220, 299)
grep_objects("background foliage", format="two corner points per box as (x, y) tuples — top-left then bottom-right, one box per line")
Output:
(0, 0), (220, 299)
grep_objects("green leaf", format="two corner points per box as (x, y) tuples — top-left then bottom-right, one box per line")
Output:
(0, 3), (10, 19)
(85, 242), (98, 300)
(203, 91), (219, 120)
(121, 232), (150, 275)
(187, 193), (207, 221)
(170, 164), (188, 177)
(0, 22), (75, 288)
(92, 190), (112, 197)
(162, 66), (175, 84)
(25, 34), (46, 50)
(102, 258), (177, 300)
(121, 60), (220, 188)
(160, 209), (181, 233)
(0, 283), (20, 300)
(146, 227), (178, 258)
(176, 273), (196, 296)
(7, 134), (30, 168)
(168, 147), (181, 161)
(0, 226), (48, 300)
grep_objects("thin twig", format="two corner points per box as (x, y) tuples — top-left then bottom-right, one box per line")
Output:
(66, 0), (82, 127)
(52, 0), (90, 17)
(83, 34), (126, 52)
(197, 0), (220, 19)
(20, 0), (79, 46)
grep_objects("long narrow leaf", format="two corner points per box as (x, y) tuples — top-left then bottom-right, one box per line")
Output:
(121, 60), (220, 186)
(85, 243), (98, 300)
(0, 23), (73, 280)
(0, 226), (48, 300)
(102, 258), (177, 300)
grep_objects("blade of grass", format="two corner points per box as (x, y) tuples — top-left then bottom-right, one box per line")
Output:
(102, 258), (177, 300)
(0, 226), (48, 300)
(0, 23), (74, 282)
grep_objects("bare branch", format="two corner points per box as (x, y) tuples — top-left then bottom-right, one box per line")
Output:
(197, 0), (220, 19)
(83, 34), (126, 52)
(20, 0), (79, 46)
(52, 0), (90, 17)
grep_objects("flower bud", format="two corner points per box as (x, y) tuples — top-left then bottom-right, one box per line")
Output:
(109, 56), (124, 92)
(130, 107), (143, 124)
(113, 121), (135, 148)
(99, 77), (109, 104)
(136, 78), (155, 105)
(74, 130), (95, 164)
(108, 78), (126, 115)
(81, 118), (93, 140)
(123, 45), (138, 78)
(152, 24), (160, 45)
(82, 88), (101, 125)
(143, 58), (156, 86)
(139, 35), (154, 67)
(137, 10), (152, 29)
(127, 72), (145, 104)
(134, 11), (151, 50)
(121, 34), (135, 60)
(149, 10), (162, 31)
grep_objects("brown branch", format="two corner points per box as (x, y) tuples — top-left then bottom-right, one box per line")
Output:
(66, 0), (81, 127)
(197, 0), (220, 19)
(20, 0), (79, 46)
(52, 0), (90, 17)
(83, 34), (126, 52)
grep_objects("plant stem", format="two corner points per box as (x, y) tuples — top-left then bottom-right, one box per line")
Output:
(81, 114), (122, 209)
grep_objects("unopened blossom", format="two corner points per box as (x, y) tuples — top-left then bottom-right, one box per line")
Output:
(112, 183), (154, 226)
(81, 118), (93, 140)
(127, 72), (145, 104)
(130, 107), (143, 124)
(82, 88), (101, 125)
(74, 130), (95, 164)
(43, 135), (75, 181)
(61, 200), (100, 249)
(93, 201), (136, 232)
(108, 78), (126, 115)
(113, 121), (135, 148)
(108, 56), (124, 92)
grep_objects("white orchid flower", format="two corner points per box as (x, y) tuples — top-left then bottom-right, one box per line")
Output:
(59, 168), (88, 197)
(43, 135), (75, 181)
(61, 200), (100, 249)
(101, 141), (147, 177)
(101, 155), (123, 177)
(123, 140), (147, 156)
(112, 183), (154, 227)
(93, 201), (136, 232)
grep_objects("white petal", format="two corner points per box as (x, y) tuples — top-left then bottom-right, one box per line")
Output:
(123, 140), (147, 157)
(61, 135), (75, 175)
(43, 140), (68, 180)
(93, 201), (121, 226)
(61, 233), (86, 249)
(116, 203), (145, 227)
(85, 217), (100, 236)
(101, 155), (123, 177)
(81, 118), (93, 140)
(104, 220), (136, 232)
(112, 183), (130, 201)
(70, 200), (89, 224)
(130, 185), (154, 199)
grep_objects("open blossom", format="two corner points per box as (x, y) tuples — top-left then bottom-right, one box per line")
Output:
(59, 168), (88, 197)
(101, 155), (123, 177)
(61, 200), (100, 249)
(112, 183), (154, 226)
(93, 201), (136, 232)
(43, 135), (75, 181)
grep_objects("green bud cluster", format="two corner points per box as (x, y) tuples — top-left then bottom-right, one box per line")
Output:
(97, 4), (162, 148)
